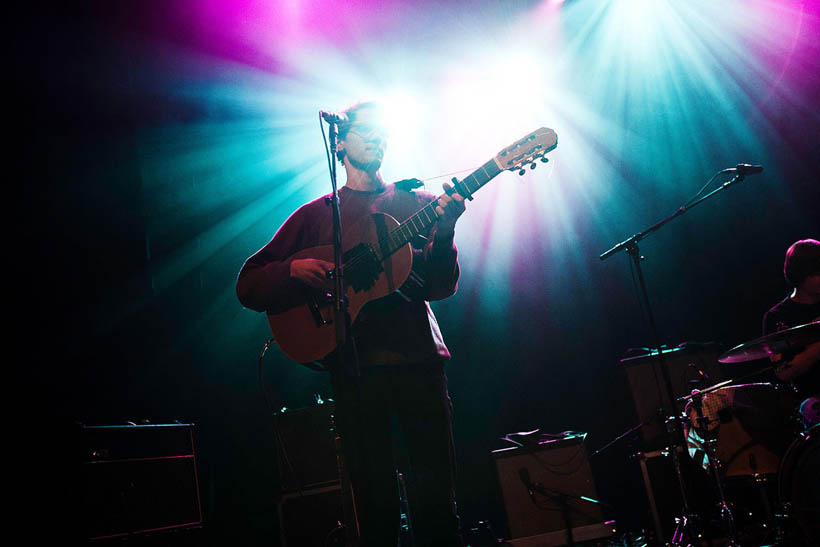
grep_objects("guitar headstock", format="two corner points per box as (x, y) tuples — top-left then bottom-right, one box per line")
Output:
(493, 127), (558, 174)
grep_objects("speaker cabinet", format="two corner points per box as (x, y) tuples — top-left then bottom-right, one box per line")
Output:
(492, 434), (608, 542)
(619, 343), (724, 448)
(80, 424), (203, 541)
(277, 483), (345, 547)
(275, 403), (338, 492)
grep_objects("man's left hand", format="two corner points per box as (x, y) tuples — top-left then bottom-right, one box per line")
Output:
(435, 181), (466, 235)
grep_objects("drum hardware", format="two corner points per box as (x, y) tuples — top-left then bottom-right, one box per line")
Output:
(750, 473), (778, 542)
(628, 445), (691, 542)
(684, 387), (739, 546)
(680, 378), (812, 545)
(707, 323), (819, 543)
(772, 502), (793, 546)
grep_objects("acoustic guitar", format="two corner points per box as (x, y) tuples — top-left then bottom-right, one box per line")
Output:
(268, 127), (558, 363)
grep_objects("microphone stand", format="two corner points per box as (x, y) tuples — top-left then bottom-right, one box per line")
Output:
(599, 168), (752, 545)
(325, 121), (348, 369)
(684, 391), (739, 546)
(526, 481), (612, 547)
(324, 115), (359, 547)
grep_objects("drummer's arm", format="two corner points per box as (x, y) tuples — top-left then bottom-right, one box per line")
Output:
(774, 341), (820, 382)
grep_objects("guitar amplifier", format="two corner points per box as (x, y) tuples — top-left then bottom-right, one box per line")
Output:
(277, 482), (345, 547)
(275, 402), (339, 492)
(79, 424), (203, 541)
(492, 433), (611, 543)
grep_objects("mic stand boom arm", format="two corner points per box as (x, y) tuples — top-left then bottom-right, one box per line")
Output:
(599, 170), (747, 261)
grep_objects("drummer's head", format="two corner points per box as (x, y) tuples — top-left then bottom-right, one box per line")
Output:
(784, 239), (820, 292)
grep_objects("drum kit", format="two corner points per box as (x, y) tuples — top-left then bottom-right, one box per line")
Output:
(673, 321), (819, 546)
(594, 162), (818, 545)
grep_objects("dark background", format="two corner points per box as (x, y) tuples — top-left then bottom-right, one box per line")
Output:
(22, 1), (819, 545)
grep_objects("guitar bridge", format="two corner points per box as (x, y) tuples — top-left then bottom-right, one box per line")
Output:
(306, 292), (333, 327)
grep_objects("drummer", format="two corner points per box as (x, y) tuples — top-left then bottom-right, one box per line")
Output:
(763, 238), (820, 406)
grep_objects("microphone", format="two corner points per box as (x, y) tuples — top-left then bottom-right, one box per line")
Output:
(731, 163), (763, 175)
(320, 110), (348, 124)
(518, 467), (535, 501)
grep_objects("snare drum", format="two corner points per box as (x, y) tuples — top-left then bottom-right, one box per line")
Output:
(684, 383), (796, 477)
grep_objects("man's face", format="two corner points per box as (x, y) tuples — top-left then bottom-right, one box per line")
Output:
(339, 107), (388, 172)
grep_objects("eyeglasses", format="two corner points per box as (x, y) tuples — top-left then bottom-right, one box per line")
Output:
(347, 123), (389, 139)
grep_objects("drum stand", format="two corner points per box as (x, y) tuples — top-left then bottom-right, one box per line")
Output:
(687, 392), (739, 546)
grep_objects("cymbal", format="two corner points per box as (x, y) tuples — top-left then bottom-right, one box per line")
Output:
(718, 321), (820, 364)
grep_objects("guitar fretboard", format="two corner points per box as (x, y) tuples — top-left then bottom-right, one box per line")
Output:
(376, 158), (503, 258)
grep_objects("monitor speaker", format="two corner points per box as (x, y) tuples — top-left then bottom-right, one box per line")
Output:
(492, 434), (607, 541)
(79, 424), (203, 541)
(277, 483), (345, 547)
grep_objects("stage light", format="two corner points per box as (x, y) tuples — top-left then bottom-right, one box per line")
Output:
(378, 90), (426, 167)
(131, 0), (814, 329)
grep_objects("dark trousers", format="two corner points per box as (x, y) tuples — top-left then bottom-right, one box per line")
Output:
(330, 362), (462, 547)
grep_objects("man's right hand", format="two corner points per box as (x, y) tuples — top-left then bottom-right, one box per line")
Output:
(289, 258), (335, 289)
(775, 341), (820, 382)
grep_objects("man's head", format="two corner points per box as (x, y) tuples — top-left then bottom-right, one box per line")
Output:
(336, 101), (388, 173)
(784, 238), (820, 293)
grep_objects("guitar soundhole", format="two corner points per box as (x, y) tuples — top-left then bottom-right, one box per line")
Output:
(344, 243), (383, 292)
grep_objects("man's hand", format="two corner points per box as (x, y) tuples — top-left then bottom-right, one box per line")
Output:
(435, 181), (466, 235)
(290, 258), (335, 289)
(774, 340), (820, 382)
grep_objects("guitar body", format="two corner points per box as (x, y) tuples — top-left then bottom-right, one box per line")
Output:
(267, 212), (413, 363)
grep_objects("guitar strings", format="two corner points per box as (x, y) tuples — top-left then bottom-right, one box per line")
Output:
(341, 144), (546, 282)
(343, 169), (481, 276)
(342, 165), (491, 281)
(418, 166), (482, 184)
(342, 202), (440, 278)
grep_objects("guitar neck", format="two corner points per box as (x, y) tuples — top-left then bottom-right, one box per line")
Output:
(379, 158), (503, 256)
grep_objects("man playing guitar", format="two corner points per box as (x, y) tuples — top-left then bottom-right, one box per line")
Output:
(237, 101), (467, 546)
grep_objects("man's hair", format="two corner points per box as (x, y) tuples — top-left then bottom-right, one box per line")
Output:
(784, 238), (820, 287)
(336, 100), (379, 162)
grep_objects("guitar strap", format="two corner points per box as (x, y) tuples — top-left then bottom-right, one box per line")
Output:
(393, 177), (423, 191)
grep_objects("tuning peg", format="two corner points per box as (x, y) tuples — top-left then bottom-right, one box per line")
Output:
(540, 157), (549, 163)
(518, 168), (526, 176)
(530, 162), (536, 170)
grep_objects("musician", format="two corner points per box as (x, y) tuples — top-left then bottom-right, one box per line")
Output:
(236, 101), (466, 546)
(763, 238), (820, 402)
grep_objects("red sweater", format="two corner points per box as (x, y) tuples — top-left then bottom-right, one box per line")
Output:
(236, 183), (459, 366)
